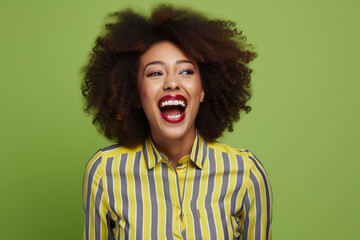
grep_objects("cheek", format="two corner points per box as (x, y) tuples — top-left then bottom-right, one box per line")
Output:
(139, 80), (163, 99)
(138, 82), (160, 111)
(185, 80), (203, 101)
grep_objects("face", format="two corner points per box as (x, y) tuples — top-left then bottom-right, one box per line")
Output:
(137, 41), (204, 143)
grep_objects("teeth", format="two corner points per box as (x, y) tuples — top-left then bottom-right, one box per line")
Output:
(166, 114), (182, 119)
(160, 100), (186, 108)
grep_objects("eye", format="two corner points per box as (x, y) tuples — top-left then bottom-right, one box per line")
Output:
(146, 72), (162, 77)
(180, 69), (195, 75)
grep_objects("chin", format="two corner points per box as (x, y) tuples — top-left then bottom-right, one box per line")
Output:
(154, 121), (195, 141)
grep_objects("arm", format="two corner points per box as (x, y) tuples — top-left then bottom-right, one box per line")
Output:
(239, 152), (273, 240)
(82, 150), (114, 240)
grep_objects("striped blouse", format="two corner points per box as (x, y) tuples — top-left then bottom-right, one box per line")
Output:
(83, 132), (272, 239)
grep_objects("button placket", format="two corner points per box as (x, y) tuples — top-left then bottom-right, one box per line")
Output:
(162, 156), (190, 233)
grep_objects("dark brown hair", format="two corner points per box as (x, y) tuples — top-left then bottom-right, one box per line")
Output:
(82, 4), (257, 147)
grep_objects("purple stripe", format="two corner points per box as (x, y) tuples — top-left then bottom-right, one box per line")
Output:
(241, 189), (251, 240)
(161, 163), (173, 238)
(133, 152), (143, 239)
(219, 152), (230, 239)
(250, 170), (262, 240)
(105, 157), (120, 221)
(190, 166), (202, 239)
(84, 155), (102, 240)
(119, 154), (129, 240)
(230, 155), (245, 235)
(94, 178), (103, 240)
(205, 148), (216, 239)
(147, 166), (158, 239)
(249, 155), (272, 239)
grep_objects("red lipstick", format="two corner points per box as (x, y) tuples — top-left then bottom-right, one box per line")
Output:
(158, 95), (187, 123)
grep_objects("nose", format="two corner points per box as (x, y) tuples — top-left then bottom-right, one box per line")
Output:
(163, 74), (180, 90)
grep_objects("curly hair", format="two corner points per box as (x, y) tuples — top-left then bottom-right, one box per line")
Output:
(82, 4), (257, 147)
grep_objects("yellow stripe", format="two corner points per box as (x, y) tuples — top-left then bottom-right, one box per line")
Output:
(213, 148), (224, 238)
(198, 156), (210, 239)
(82, 151), (102, 207)
(227, 152), (239, 235)
(126, 152), (136, 238)
(183, 161), (195, 237)
(154, 161), (166, 238)
(140, 154), (151, 238)
(111, 154), (121, 223)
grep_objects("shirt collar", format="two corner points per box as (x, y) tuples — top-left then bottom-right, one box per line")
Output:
(142, 131), (207, 170)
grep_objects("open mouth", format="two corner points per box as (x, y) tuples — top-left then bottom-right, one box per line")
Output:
(158, 95), (187, 123)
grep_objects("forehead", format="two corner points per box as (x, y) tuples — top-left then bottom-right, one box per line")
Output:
(139, 41), (191, 64)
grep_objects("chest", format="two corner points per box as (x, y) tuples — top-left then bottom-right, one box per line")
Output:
(104, 158), (247, 239)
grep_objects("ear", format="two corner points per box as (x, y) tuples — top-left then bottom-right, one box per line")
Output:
(200, 89), (205, 102)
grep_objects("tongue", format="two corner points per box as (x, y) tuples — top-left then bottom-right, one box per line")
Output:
(162, 106), (181, 116)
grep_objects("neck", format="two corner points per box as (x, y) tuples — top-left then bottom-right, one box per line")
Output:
(151, 129), (196, 168)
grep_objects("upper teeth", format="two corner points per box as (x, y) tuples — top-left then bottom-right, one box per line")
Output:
(160, 100), (185, 108)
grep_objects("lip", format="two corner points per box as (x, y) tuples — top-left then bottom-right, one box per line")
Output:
(158, 95), (187, 123)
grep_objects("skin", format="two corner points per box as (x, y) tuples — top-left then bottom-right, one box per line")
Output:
(137, 41), (205, 167)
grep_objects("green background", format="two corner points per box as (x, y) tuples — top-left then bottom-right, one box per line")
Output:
(1, 0), (359, 239)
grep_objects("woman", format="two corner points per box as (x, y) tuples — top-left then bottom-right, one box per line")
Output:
(82, 4), (272, 240)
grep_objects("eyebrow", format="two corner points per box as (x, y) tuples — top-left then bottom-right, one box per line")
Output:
(143, 60), (196, 75)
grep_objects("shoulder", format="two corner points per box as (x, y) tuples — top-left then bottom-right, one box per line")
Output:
(84, 144), (121, 170)
(207, 140), (255, 159)
(83, 144), (142, 175)
(207, 141), (268, 172)
(85, 144), (127, 173)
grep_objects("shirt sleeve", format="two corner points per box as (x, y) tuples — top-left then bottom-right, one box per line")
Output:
(239, 152), (273, 240)
(82, 150), (114, 240)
